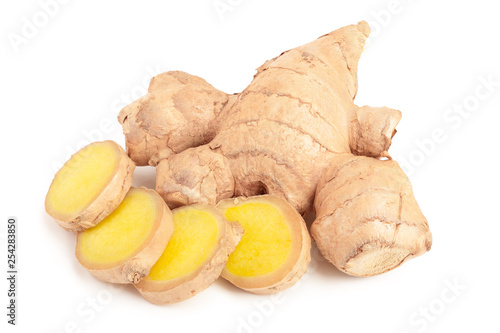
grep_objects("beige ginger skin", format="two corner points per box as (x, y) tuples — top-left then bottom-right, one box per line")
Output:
(119, 21), (432, 277)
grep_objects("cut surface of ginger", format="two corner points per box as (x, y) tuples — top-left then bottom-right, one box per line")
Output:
(45, 140), (135, 231)
(47, 142), (119, 217)
(217, 195), (311, 294)
(148, 209), (219, 281)
(76, 187), (173, 284)
(224, 203), (291, 276)
(135, 204), (243, 304)
(78, 189), (156, 265)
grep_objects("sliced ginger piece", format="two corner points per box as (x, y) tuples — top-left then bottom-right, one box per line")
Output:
(45, 140), (135, 231)
(135, 204), (243, 304)
(76, 187), (174, 284)
(216, 195), (311, 294)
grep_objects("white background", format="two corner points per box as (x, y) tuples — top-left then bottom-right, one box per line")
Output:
(1, 0), (499, 332)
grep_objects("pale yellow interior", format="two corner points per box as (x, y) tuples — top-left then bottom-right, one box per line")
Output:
(223, 203), (291, 277)
(148, 209), (219, 281)
(78, 189), (156, 265)
(46, 142), (119, 218)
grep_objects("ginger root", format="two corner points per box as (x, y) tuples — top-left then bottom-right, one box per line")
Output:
(119, 21), (432, 276)
(135, 204), (242, 304)
(76, 187), (174, 284)
(45, 140), (135, 232)
(216, 195), (310, 294)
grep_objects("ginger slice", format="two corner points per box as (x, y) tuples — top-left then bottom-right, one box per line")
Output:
(45, 140), (135, 232)
(216, 195), (311, 295)
(135, 204), (243, 304)
(76, 187), (174, 284)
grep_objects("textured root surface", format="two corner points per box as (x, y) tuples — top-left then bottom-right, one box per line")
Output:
(204, 22), (371, 214)
(312, 155), (432, 276)
(343, 242), (412, 276)
(46, 141), (135, 232)
(135, 204), (243, 304)
(149, 22), (371, 216)
(76, 187), (174, 284)
(156, 145), (235, 209)
(350, 106), (402, 158)
(118, 71), (230, 166)
(217, 195), (311, 294)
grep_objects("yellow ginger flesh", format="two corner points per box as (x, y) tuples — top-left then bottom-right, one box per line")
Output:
(148, 209), (219, 281)
(78, 189), (156, 265)
(46, 141), (119, 219)
(224, 203), (291, 277)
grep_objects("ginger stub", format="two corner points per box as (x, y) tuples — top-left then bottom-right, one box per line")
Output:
(76, 187), (174, 284)
(135, 204), (243, 304)
(45, 140), (135, 232)
(217, 195), (311, 295)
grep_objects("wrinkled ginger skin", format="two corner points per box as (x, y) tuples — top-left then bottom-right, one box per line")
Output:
(349, 106), (402, 158)
(156, 145), (235, 210)
(156, 22), (377, 213)
(118, 71), (234, 166)
(122, 21), (432, 276)
(312, 155), (432, 276)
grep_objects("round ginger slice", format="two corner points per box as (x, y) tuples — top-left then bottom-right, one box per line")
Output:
(135, 204), (243, 304)
(216, 195), (311, 295)
(76, 187), (174, 284)
(45, 140), (135, 232)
